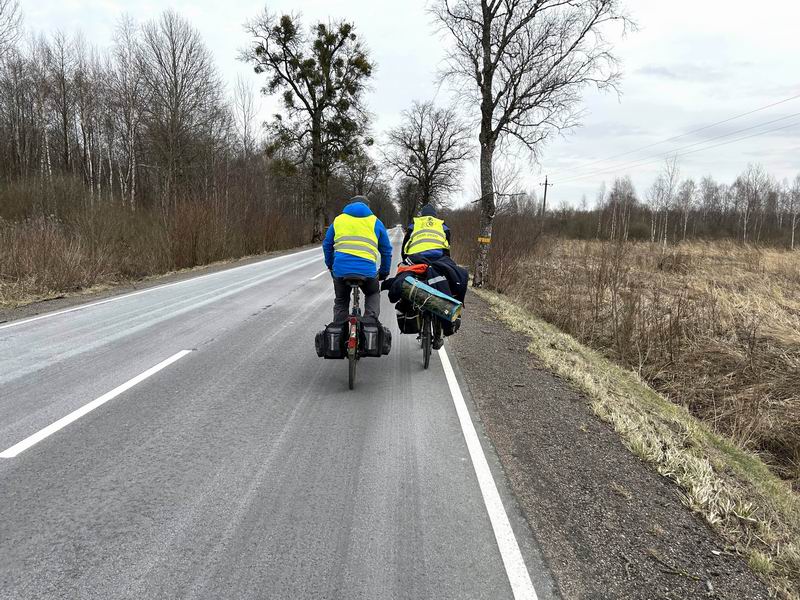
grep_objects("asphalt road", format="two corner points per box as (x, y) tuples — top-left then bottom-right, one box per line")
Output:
(0, 228), (556, 600)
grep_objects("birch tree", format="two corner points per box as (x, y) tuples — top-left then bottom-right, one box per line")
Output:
(110, 16), (145, 208)
(791, 174), (800, 251)
(432, 0), (631, 286)
(677, 178), (696, 241)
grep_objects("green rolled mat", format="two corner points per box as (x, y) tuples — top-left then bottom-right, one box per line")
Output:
(400, 277), (463, 322)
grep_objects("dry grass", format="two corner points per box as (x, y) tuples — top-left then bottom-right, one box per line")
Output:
(477, 288), (800, 599)
(481, 239), (800, 490)
(0, 204), (310, 309)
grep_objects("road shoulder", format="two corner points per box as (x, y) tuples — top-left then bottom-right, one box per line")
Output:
(448, 292), (771, 599)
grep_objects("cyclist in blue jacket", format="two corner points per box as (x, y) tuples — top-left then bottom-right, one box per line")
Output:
(322, 196), (393, 323)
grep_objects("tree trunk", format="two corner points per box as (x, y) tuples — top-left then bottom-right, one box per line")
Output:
(791, 213), (796, 250)
(310, 116), (326, 242)
(473, 1), (495, 289)
(682, 210), (688, 241)
(473, 141), (495, 287)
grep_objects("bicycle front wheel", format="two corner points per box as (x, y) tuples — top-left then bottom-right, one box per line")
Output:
(422, 315), (432, 370)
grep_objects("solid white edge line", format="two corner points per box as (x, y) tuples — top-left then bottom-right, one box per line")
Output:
(311, 270), (330, 280)
(0, 350), (192, 458)
(438, 347), (538, 600)
(0, 247), (321, 331)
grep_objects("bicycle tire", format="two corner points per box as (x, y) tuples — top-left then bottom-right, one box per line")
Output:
(422, 315), (432, 370)
(348, 352), (357, 390)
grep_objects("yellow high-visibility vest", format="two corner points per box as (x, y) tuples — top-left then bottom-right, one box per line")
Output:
(404, 216), (450, 255)
(333, 213), (379, 264)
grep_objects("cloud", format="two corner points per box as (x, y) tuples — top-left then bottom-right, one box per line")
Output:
(636, 63), (729, 82)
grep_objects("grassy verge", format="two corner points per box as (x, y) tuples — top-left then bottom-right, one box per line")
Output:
(475, 288), (800, 599)
(0, 207), (311, 310)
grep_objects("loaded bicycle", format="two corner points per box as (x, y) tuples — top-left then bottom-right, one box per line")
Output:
(315, 275), (391, 390)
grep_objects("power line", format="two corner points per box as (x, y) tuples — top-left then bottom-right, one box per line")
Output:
(552, 92), (800, 180)
(555, 111), (800, 184)
(554, 118), (800, 185)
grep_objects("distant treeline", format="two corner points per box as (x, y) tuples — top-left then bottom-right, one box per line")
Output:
(454, 162), (800, 250)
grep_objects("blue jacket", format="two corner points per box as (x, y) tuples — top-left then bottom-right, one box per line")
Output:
(323, 202), (393, 278)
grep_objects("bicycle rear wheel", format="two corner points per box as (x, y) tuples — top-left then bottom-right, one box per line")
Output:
(422, 314), (432, 370)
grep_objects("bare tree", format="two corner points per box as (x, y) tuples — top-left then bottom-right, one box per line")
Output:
(138, 10), (225, 207)
(396, 177), (422, 225)
(733, 164), (769, 243)
(790, 174), (799, 250)
(677, 178), (696, 241)
(340, 148), (380, 197)
(383, 100), (473, 213)
(698, 175), (720, 229)
(607, 175), (636, 241)
(110, 15), (146, 208)
(242, 11), (374, 241)
(233, 75), (258, 158)
(44, 32), (76, 173)
(645, 175), (663, 243)
(0, 0), (21, 60)
(489, 158), (524, 214)
(432, 0), (631, 286)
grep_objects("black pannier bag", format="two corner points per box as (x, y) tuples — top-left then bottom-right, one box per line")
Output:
(396, 309), (421, 334)
(360, 323), (381, 357)
(381, 326), (392, 355)
(315, 322), (347, 359)
(442, 316), (461, 337)
(359, 318), (391, 357)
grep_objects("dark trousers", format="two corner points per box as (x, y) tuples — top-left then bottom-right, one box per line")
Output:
(333, 276), (381, 323)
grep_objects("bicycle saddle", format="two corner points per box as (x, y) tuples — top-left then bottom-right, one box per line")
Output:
(343, 275), (368, 287)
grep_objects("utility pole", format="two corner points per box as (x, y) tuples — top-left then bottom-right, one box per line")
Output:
(540, 176), (553, 232)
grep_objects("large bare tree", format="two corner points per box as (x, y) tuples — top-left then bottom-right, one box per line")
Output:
(432, 0), (631, 286)
(138, 10), (226, 207)
(383, 100), (473, 214)
(242, 11), (374, 242)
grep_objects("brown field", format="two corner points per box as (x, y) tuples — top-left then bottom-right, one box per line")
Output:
(445, 208), (800, 595)
(455, 221), (800, 489)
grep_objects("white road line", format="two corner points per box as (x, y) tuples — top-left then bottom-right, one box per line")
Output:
(0, 350), (192, 458)
(311, 270), (330, 280)
(438, 347), (538, 600)
(0, 247), (320, 331)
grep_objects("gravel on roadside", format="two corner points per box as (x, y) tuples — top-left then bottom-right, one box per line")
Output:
(449, 292), (771, 600)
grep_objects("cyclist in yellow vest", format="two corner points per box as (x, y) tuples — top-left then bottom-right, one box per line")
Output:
(401, 204), (451, 262)
(322, 196), (393, 323)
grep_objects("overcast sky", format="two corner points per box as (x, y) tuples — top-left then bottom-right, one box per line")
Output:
(21, 0), (800, 208)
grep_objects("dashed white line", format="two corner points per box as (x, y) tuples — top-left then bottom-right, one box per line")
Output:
(0, 350), (192, 458)
(311, 270), (330, 280)
(438, 347), (538, 600)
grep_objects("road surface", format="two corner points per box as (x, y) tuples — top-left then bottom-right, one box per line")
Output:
(0, 228), (556, 599)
